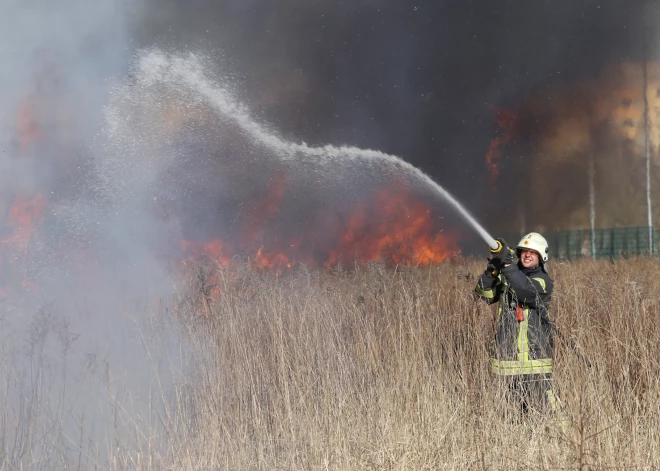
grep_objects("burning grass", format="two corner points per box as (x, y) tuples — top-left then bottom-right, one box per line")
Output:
(3, 256), (660, 469)
(176, 182), (459, 271)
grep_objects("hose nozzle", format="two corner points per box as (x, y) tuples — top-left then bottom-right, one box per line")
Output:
(489, 239), (504, 254)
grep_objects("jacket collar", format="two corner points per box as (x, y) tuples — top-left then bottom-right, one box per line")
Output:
(518, 261), (543, 276)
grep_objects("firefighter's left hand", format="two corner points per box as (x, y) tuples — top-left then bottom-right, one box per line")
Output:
(487, 258), (501, 274)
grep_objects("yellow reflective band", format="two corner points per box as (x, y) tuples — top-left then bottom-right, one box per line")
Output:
(490, 358), (553, 376)
(517, 308), (529, 362)
(532, 277), (546, 292)
(475, 286), (495, 298)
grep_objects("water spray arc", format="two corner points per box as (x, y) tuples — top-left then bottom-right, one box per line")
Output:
(136, 50), (500, 251)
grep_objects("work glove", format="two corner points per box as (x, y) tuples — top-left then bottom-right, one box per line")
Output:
(491, 238), (514, 267)
(486, 258), (501, 276)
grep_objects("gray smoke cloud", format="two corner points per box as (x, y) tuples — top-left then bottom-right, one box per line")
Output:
(130, 0), (656, 245)
(0, 0), (183, 466)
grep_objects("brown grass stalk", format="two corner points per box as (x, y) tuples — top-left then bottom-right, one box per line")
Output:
(3, 257), (660, 469)
(160, 257), (660, 469)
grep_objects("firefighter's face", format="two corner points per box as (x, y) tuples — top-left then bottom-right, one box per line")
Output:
(519, 249), (540, 268)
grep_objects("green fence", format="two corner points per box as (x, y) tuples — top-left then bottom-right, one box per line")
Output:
(505, 227), (658, 261)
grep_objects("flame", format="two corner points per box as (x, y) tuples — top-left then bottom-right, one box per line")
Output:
(1, 193), (47, 298)
(254, 245), (295, 271)
(484, 107), (517, 188)
(178, 182), (458, 272)
(326, 185), (457, 267)
(179, 239), (230, 265)
(1, 194), (47, 249)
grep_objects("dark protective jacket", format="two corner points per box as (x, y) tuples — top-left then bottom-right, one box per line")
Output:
(475, 261), (554, 376)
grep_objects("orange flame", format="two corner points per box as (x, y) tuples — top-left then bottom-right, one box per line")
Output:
(179, 239), (230, 265)
(178, 182), (458, 272)
(1, 194), (47, 249)
(1, 193), (47, 298)
(254, 245), (295, 271)
(326, 185), (457, 267)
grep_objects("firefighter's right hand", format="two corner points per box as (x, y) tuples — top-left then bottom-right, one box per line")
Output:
(491, 239), (513, 265)
(499, 246), (514, 266)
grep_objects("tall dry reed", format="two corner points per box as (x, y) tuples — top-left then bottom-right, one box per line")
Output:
(2, 257), (660, 469)
(161, 257), (660, 469)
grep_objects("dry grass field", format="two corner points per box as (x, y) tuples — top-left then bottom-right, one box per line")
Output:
(3, 256), (660, 469)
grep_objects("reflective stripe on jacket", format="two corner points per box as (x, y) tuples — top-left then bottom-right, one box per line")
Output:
(475, 262), (554, 376)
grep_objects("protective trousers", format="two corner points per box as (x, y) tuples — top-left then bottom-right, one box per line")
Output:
(502, 374), (567, 427)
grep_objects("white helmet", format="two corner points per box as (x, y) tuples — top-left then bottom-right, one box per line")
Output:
(516, 232), (549, 263)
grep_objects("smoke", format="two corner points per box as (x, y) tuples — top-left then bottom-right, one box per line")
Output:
(478, 3), (660, 234)
(490, 57), (660, 233)
(0, 0), (183, 465)
(130, 0), (660, 240)
(0, 1), (461, 463)
(104, 48), (463, 265)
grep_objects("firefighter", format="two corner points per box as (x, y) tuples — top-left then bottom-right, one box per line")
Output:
(475, 232), (565, 424)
